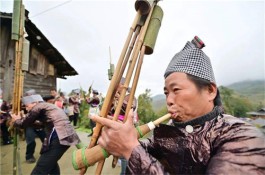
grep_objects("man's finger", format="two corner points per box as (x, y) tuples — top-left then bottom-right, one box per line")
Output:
(90, 115), (120, 129)
(125, 109), (134, 126)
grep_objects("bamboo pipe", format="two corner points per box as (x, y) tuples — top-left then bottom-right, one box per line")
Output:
(88, 11), (141, 149)
(108, 7), (154, 170)
(72, 114), (171, 170)
(112, 3), (156, 123)
(106, 3), (156, 171)
(109, 24), (141, 170)
(12, 4), (24, 175)
(117, 26), (141, 86)
(124, 45), (146, 121)
(83, 11), (141, 175)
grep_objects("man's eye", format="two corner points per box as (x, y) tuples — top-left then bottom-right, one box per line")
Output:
(173, 88), (180, 92)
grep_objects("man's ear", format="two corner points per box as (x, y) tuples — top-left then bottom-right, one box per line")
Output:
(208, 83), (217, 100)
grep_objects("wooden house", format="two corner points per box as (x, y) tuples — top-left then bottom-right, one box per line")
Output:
(247, 108), (265, 119)
(0, 11), (78, 102)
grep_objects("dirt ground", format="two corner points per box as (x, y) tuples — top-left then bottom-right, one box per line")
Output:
(0, 131), (121, 175)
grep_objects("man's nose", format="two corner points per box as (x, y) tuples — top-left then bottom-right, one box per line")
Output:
(166, 93), (174, 107)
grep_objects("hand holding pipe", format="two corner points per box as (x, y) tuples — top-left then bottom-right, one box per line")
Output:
(72, 113), (171, 170)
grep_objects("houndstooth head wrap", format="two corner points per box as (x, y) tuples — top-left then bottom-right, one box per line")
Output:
(164, 41), (216, 83)
(22, 94), (43, 105)
(25, 89), (36, 96)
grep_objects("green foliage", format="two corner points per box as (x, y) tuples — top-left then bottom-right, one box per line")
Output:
(137, 89), (157, 123)
(227, 80), (265, 106)
(79, 100), (90, 128)
(219, 86), (254, 117)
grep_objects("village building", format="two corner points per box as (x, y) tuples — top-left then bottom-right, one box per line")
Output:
(0, 10), (78, 102)
(247, 108), (265, 119)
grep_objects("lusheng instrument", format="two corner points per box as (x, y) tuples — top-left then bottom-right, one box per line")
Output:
(11, 2), (26, 175)
(74, 0), (164, 174)
(72, 114), (171, 170)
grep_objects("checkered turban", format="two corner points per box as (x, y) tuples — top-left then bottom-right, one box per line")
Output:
(22, 94), (43, 105)
(25, 89), (36, 96)
(164, 41), (216, 83)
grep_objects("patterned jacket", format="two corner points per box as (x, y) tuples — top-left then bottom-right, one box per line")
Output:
(127, 107), (265, 174)
(14, 102), (80, 146)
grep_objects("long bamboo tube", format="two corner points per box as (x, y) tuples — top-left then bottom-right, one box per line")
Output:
(95, 3), (156, 174)
(111, 44), (147, 169)
(110, 19), (142, 170)
(124, 45), (146, 121)
(94, 11), (145, 175)
(12, 3), (24, 175)
(112, 2), (156, 123)
(108, 3), (156, 171)
(72, 114), (171, 170)
(79, 11), (141, 175)
(89, 11), (141, 149)
(86, 1), (162, 174)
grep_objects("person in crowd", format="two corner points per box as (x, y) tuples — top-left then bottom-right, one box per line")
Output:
(11, 93), (80, 174)
(0, 101), (12, 145)
(22, 89), (46, 164)
(50, 89), (58, 99)
(90, 37), (265, 174)
(50, 89), (63, 108)
(42, 95), (55, 104)
(69, 93), (81, 128)
(86, 90), (101, 137)
(68, 98), (75, 126)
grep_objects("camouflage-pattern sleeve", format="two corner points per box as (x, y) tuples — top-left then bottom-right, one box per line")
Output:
(126, 138), (170, 175)
(206, 116), (265, 175)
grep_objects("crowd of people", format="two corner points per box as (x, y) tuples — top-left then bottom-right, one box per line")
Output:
(0, 87), (104, 174)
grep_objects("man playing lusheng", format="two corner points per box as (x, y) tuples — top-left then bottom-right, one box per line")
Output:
(90, 36), (265, 174)
(11, 94), (80, 175)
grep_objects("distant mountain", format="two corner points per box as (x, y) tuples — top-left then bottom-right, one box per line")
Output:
(151, 94), (166, 112)
(151, 79), (265, 112)
(226, 80), (265, 105)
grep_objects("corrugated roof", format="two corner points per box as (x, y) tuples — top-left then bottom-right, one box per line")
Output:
(0, 11), (78, 78)
(247, 107), (265, 116)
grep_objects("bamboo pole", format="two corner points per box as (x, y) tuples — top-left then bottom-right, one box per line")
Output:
(96, 3), (156, 173)
(77, 10), (142, 175)
(88, 11), (141, 149)
(124, 45), (146, 121)
(12, 2), (24, 175)
(112, 3), (155, 122)
(93, 12), (142, 175)
(94, 3), (156, 174)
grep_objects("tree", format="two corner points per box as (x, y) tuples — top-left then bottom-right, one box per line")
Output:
(219, 86), (254, 117)
(137, 89), (157, 124)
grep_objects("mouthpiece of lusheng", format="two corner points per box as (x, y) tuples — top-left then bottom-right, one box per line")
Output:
(72, 113), (171, 170)
(136, 113), (171, 138)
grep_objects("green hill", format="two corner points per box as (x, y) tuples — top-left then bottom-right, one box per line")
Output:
(227, 80), (265, 106)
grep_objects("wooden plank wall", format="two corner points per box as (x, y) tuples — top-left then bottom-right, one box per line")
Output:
(1, 24), (57, 102)
(23, 72), (56, 97)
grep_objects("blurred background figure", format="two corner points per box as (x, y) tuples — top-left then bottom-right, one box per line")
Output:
(23, 89), (46, 164)
(69, 92), (81, 128)
(0, 100), (12, 145)
(86, 90), (101, 137)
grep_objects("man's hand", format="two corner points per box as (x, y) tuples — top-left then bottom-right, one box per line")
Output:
(89, 109), (140, 160)
(10, 113), (21, 123)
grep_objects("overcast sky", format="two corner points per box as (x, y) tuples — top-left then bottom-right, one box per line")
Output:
(1, 0), (264, 97)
